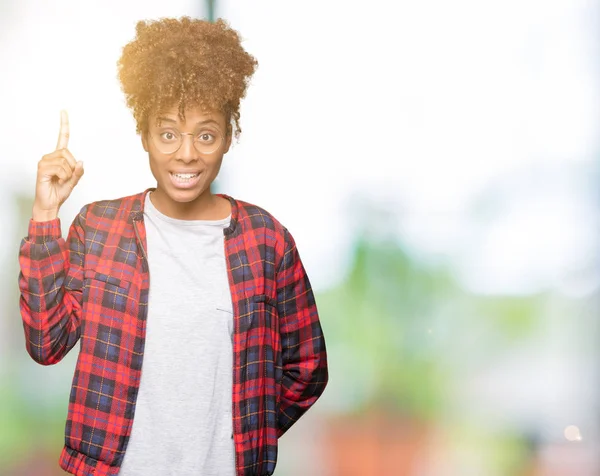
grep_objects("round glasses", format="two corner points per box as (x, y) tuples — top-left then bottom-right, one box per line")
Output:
(150, 128), (224, 155)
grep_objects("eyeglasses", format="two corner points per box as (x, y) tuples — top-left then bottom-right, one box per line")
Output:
(149, 128), (224, 155)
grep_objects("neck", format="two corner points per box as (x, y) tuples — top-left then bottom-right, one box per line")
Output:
(149, 188), (229, 220)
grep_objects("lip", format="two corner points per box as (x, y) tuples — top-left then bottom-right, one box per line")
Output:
(169, 171), (202, 189)
(170, 170), (202, 175)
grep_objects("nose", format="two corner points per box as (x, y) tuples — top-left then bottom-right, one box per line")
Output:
(177, 133), (199, 162)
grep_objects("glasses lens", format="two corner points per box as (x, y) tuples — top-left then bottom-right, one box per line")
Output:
(152, 129), (181, 154)
(194, 133), (223, 155)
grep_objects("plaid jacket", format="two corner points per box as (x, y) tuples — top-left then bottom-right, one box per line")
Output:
(18, 189), (328, 476)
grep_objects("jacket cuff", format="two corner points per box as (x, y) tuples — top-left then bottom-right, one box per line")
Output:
(27, 218), (62, 244)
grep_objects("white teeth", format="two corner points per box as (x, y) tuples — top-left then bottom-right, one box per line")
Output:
(172, 173), (198, 181)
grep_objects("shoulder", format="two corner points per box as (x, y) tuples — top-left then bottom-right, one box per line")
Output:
(76, 190), (146, 223)
(234, 197), (286, 233)
(229, 196), (296, 250)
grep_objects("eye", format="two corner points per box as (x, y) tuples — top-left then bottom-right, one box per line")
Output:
(159, 131), (178, 142)
(197, 132), (216, 143)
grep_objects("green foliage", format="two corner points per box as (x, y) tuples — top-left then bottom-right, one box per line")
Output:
(318, 235), (544, 420)
(470, 295), (544, 339)
(0, 379), (65, 468)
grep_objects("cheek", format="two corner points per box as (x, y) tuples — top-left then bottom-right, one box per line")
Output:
(147, 153), (166, 180)
(208, 157), (225, 176)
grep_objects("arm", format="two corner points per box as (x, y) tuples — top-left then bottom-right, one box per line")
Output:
(276, 228), (328, 437)
(18, 208), (86, 365)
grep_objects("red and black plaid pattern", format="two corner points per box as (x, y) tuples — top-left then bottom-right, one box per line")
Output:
(19, 189), (328, 476)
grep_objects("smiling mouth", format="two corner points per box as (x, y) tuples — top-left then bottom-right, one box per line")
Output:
(168, 171), (204, 189)
(171, 172), (199, 180)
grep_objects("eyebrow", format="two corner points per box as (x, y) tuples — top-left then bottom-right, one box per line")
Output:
(156, 117), (177, 124)
(156, 117), (221, 127)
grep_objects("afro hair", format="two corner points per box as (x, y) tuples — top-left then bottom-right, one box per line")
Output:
(118, 17), (258, 138)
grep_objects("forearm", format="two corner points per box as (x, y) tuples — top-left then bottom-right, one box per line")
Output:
(19, 217), (83, 365)
(278, 343), (328, 436)
(276, 227), (329, 436)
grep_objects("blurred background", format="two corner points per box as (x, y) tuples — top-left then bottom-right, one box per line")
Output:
(1, 0), (599, 474)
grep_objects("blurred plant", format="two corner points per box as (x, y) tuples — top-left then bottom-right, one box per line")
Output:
(317, 201), (545, 422)
(318, 235), (454, 420)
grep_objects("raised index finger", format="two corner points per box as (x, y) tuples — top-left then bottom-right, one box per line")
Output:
(56, 110), (70, 150)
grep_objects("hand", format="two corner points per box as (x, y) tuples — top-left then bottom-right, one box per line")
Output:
(32, 111), (84, 221)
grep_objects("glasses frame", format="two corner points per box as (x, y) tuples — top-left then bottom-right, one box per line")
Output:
(149, 128), (225, 156)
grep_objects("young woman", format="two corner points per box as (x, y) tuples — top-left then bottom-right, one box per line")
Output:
(19, 17), (328, 476)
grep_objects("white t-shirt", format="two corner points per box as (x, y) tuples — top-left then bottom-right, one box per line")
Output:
(119, 193), (235, 476)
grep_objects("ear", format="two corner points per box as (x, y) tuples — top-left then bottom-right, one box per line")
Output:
(223, 125), (233, 154)
(141, 131), (149, 152)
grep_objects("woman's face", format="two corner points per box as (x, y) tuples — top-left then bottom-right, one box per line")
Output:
(142, 106), (231, 218)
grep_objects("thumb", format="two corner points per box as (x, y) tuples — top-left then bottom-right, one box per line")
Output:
(69, 161), (85, 187)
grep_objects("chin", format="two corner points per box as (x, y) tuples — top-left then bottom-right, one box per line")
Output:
(166, 187), (207, 203)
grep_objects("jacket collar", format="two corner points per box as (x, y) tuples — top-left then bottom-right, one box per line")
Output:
(127, 188), (239, 235)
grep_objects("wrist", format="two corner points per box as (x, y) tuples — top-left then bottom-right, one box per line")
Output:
(32, 206), (59, 222)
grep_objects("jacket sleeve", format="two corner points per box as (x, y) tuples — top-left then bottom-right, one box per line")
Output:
(18, 208), (86, 365)
(276, 227), (328, 437)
